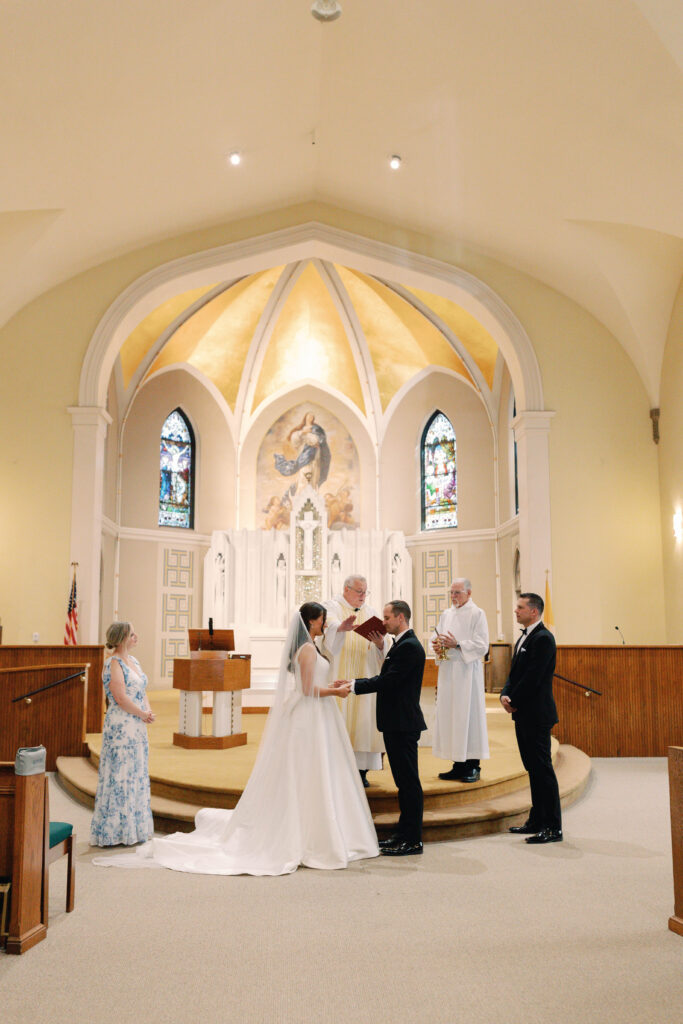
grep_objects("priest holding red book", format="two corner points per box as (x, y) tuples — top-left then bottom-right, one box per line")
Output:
(324, 575), (388, 787)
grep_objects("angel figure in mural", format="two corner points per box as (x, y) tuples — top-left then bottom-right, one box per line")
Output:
(325, 484), (355, 529)
(274, 412), (331, 496)
(263, 494), (291, 530)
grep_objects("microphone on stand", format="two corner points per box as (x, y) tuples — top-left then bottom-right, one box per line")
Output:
(614, 625), (626, 645)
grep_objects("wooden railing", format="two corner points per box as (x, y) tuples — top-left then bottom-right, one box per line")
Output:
(553, 646), (683, 756)
(0, 645), (104, 732)
(0, 665), (89, 770)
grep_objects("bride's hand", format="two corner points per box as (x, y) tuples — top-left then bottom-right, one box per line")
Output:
(335, 682), (351, 698)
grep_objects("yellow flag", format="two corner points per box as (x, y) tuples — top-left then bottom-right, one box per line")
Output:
(544, 572), (555, 628)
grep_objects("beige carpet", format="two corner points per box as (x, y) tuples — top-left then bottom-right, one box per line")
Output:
(1, 759), (680, 1024)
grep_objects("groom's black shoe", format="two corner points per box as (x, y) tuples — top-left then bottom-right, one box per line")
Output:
(509, 823), (537, 834)
(379, 833), (402, 849)
(525, 828), (563, 844)
(381, 839), (423, 857)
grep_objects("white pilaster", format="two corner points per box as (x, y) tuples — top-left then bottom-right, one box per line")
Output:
(67, 406), (112, 643)
(512, 411), (555, 596)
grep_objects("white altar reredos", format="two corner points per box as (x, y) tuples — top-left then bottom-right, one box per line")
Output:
(203, 485), (412, 699)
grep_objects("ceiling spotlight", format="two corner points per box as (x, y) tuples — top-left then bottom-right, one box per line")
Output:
(228, 152), (241, 166)
(389, 155), (402, 170)
(311, 1), (342, 22)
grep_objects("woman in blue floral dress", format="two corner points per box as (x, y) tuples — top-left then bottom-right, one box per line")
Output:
(90, 622), (155, 846)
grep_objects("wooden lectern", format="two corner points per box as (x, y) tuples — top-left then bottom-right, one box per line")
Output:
(172, 629), (250, 750)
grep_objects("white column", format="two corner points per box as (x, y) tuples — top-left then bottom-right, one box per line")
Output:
(68, 406), (112, 643)
(512, 411), (555, 596)
(179, 691), (203, 736)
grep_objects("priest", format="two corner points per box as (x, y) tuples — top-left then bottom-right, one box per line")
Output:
(432, 578), (489, 782)
(324, 575), (386, 787)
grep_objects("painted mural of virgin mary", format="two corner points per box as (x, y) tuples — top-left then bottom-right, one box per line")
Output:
(273, 412), (331, 496)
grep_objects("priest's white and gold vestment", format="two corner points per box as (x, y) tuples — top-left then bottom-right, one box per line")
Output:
(324, 595), (386, 771)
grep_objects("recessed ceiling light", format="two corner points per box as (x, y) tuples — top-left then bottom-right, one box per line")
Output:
(228, 152), (241, 167)
(389, 155), (401, 170)
(311, 1), (342, 22)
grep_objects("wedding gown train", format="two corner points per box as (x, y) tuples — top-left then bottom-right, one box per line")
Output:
(93, 645), (379, 875)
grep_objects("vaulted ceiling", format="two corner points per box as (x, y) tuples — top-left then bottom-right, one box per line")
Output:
(117, 260), (500, 425)
(3, 0), (682, 404)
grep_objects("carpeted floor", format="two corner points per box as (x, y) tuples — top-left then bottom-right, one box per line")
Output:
(1, 759), (680, 1024)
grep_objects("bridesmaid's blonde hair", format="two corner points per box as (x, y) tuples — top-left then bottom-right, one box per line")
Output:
(104, 621), (132, 651)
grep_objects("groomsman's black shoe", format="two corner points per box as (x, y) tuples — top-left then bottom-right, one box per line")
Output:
(380, 840), (423, 857)
(525, 828), (563, 844)
(378, 833), (402, 849)
(509, 823), (537, 834)
(459, 767), (481, 783)
(359, 770), (370, 788)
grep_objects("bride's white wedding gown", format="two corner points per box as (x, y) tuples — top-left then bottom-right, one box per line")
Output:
(95, 645), (379, 875)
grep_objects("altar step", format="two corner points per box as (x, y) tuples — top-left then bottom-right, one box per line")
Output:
(56, 744), (590, 841)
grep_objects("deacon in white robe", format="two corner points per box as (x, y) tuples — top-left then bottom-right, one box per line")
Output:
(432, 578), (489, 782)
(324, 575), (386, 784)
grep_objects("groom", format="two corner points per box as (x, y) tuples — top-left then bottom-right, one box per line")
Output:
(335, 600), (426, 856)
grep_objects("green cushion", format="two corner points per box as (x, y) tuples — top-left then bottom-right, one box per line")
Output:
(49, 821), (73, 847)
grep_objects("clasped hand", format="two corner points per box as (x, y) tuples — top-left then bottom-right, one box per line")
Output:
(499, 695), (516, 714)
(331, 679), (352, 698)
(432, 630), (457, 653)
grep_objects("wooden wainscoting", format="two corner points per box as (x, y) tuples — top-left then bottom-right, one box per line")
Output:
(553, 646), (683, 756)
(0, 665), (89, 770)
(0, 646), (104, 732)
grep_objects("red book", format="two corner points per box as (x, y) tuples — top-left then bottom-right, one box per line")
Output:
(353, 615), (387, 640)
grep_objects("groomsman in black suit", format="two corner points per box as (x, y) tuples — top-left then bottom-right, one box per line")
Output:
(501, 592), (562, 844)
(337, 600), (426, 856)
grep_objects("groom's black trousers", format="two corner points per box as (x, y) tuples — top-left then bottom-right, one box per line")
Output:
(383, 730), (423, 843)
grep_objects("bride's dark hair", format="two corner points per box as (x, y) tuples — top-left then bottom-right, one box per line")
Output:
(288, 601), (328, 672)
(299, 601), (326, 634)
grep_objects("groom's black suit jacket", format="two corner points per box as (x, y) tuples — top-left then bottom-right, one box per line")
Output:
(354, 629), (426, 733)
(501, 622), (558, 728)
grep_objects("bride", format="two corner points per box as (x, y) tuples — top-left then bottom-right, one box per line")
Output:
(93, 602), (379, 875)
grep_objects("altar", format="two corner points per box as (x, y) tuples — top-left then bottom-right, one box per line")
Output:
(202, 485), (412, 701)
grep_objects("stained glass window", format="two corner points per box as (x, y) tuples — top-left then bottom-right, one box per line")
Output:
(421, 411), (457, 530)
(159, 409), (194, 529)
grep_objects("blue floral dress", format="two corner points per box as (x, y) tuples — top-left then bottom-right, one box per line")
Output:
(90, 655), (154, 846)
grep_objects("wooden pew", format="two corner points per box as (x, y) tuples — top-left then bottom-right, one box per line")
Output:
(669, 746), (683, 937)
(0, 645), (105, 732)
(0, 760), (47, 954)
(0, 664), (90, 771)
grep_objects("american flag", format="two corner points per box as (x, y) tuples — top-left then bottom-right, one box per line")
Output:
(64, 570), (78, 645)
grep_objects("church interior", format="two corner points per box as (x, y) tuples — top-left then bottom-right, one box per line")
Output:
(1, 1), (682, 1020)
